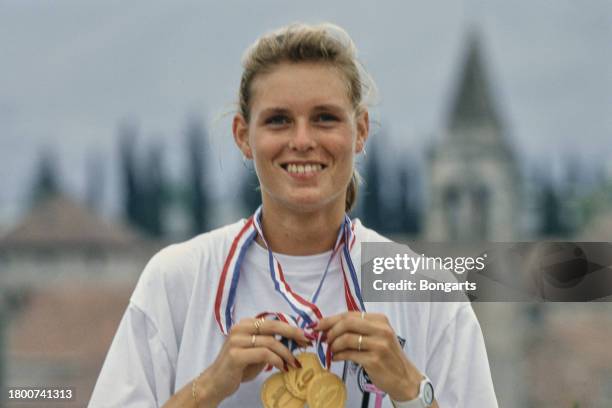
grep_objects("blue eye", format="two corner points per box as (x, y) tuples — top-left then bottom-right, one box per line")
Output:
(265, 115), (290, 125)
(315, 113), (339, 122)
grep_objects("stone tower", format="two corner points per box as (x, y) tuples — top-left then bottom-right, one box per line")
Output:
(424, 31), (531, 408)
(425, 31), (520, 241)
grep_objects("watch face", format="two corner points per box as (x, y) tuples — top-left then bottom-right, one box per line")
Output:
(423, 382), (434, 405)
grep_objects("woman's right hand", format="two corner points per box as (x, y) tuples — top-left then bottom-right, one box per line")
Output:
(194, 317), (313, 406)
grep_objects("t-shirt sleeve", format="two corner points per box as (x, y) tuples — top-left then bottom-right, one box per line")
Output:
(89, 241), (197, 407)
(426, 304), (499, 407)
(88, 302), (174, 408)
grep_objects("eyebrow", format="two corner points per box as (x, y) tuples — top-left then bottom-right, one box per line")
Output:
(311, 104), (346, 112)
(259, 107), (291, 116)
(259, 104), (347, 116)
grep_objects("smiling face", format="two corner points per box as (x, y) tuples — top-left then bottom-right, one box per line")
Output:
(233, 62), (368, 214)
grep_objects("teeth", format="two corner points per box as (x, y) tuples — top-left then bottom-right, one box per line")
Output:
(285, 163), (323, 174)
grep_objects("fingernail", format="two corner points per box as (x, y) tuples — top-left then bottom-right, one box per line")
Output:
(283, 362), (288, 372)
(306, 322), (318, 329)
(304, 332), (317, 341)
(295, 360), (302, 369)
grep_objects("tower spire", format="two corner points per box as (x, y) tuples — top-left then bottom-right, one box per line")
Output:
(448, 30), (502, 131)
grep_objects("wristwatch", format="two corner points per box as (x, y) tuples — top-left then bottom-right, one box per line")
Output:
(390, 376), (434, 408)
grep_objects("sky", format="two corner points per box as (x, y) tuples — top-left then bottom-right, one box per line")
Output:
(1, 0), (611, 227)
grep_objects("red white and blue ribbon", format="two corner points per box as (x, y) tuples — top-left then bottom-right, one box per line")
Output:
(214, 205), (364, 368)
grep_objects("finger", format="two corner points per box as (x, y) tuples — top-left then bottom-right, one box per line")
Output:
(329, 333), (368, 353)
(237, 347), (286, 372)
(250, 335), (302, 368)
(230, 334), (300, 368)
(331, 350), (371, 368)
(361, 312), (390, 323)
(326, 317), (381, 346)
(315, 311), (387, 331)
(233, 318), (311, 346)
(314, 312), (352, 331)
(232, 317), (267, 334)
(258, 320), (312, 346)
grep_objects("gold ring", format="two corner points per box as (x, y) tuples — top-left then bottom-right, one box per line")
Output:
(361, 311), (366, 320)
(251, 334), (257, 348)
(254, 317), (265, 335)
(358, 334), (363, 352)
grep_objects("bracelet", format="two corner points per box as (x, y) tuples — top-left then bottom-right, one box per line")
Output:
(192, 372), (203, 406)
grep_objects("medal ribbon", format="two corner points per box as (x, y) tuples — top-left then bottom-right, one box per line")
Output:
(214, 206), (365, 368)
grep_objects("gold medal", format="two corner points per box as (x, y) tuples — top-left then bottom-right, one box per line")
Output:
(306, 371), (347, 408)
(261, 372), (305, 408)
(283, 352), (324, 400)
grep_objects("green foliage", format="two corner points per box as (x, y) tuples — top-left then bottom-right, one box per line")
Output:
(361, 142), (384, 230)
(397, 160), (422, 234)
(29, 150), (61, 207)
(357, 143), (422, 235)
(185, 119), (209, 234)
(538, 176), (567, 236)
(240, 166), (261, 215)
(118, 122), (169, 238)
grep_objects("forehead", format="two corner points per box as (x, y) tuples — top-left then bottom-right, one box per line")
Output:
(250, 62), (352, 111)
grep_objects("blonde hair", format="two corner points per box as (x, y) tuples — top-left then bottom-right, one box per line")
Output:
(238, 22), (374, 212)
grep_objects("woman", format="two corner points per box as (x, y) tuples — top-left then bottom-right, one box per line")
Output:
(89, 23), (497, 407)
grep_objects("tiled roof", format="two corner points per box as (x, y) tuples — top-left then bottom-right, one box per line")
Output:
(0, 194), (143, 249)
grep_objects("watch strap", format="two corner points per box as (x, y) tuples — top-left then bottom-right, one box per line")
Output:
(390, 376), (434, 408)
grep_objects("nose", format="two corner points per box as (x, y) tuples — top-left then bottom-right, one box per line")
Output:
(288, 119), (316, 151)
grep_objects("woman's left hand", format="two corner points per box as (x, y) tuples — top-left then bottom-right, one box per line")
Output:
(314, 311), (423, 402)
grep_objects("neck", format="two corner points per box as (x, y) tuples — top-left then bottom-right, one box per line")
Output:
(257, 200), (346, 256)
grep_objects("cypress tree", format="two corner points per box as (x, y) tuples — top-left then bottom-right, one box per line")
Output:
(362, 142), (383, 230)
(185, 120), (208, 234)
(30, 150), (61, 207)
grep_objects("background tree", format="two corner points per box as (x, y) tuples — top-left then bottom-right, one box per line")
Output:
(397, 158), (422, 234)
(536, 172), (567, 237)
(141, 143), (167, 237)
(185, 119), (209, 234)
(29, 149), (61, 207)
(118, 122), (145, 230)
(85, 151), (105, 213)
(118, 122), (168, 237)
(361, 141), (384, 231)
(239, 166), (261, 215)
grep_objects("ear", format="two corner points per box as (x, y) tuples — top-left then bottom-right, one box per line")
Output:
(232, 113), (253, 159)
(355, 109), (369, 153)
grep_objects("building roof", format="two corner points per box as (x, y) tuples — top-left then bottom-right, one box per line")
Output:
(447, 30), (503, 132)
(0, 194), (144, 250)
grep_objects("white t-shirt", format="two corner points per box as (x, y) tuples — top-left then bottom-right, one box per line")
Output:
(89, 219), (498, 407)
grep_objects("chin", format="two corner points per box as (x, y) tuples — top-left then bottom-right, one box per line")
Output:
(281, 191), (344, 213)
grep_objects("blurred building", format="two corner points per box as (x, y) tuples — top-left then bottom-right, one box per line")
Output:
(0, 195), (151, 288)
(0, 194), (160, 407)
(418, 31), (530, 407)
(420, 30), (612, 408)
(425, 31), (521, 242)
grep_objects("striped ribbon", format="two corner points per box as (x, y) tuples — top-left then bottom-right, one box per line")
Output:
(214, 206), (364, 368)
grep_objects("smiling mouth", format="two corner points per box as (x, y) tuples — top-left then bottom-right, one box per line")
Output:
(280, 163), (327, 175)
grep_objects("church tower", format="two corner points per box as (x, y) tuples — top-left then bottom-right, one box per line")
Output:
(425, 31), (520, 241)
